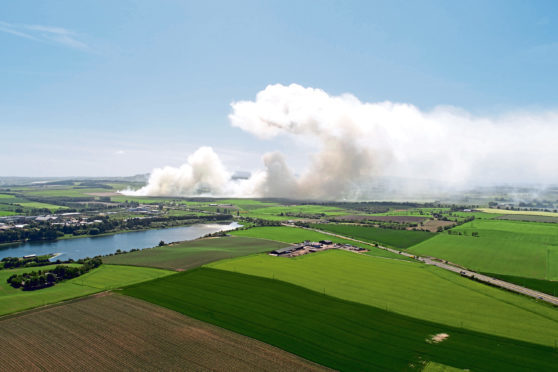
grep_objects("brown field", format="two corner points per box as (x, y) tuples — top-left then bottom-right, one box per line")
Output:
(333, 215), (427, 223)
(0, 293), (330, 372)
(419, 220), (456, 232)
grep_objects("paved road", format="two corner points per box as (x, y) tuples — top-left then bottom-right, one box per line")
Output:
(286, 223), (558, 307)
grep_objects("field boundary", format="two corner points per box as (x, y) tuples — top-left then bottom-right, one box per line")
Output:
(300, 223), (558, 306)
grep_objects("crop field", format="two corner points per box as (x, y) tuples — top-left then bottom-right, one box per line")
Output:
(312, 223), (434, 249)
(409, 219), (558, 279)
(0, 293), (329, 372)
(481, 272), (558, 297)
(332, 215), (427, 223)
(122, 268), (558, 371)
(0, 264), (173, 316)
(229, 226), (407, 260)
(207, 250), (558, 347)
(103, 236), (287, 271)
(478, 208), (558, 217)
(495, 214), (558, 223)
(16, 201), (68, 211)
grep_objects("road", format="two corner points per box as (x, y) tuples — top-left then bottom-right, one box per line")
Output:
(286, 223), (558, 307)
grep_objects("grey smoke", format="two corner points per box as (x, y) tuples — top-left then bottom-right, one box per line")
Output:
(124, 83), (558, 199)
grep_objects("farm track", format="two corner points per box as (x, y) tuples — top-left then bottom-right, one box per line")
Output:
(0, 292), (332, 372)
(292, 224), (558, 306)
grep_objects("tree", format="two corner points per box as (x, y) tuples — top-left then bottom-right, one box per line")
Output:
(158, 240), (165, 246)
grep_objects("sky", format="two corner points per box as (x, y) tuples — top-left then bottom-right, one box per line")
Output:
(1, 0), (558, 177)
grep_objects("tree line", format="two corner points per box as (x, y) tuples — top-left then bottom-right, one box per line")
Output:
(7, 258), (102, 291)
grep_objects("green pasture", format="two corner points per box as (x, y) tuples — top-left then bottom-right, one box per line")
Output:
(122, 268), (558, 372)
(0, 264), (173, 316)
(217, 198), (279, 210)
(208, 250), (558, 347)
(496, 214), (558, 223)
(483, 272), (558, 297)
(103, 236), (287, 271)
(409, 219), (558, 279)
(312, 223), (433, 249)
(16, 202), (68, 211)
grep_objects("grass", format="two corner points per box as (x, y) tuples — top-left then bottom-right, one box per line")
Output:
(495, 214), (558, 223)
(478, 208), (558, 217)
(103, 236), (287, 271)
(423, 362), (465, 372)
(207, 250), (558, 347)
(0, 294), (328, 372)
(122, 268), (558, 372)
(481, 272), (558, 297)
(230, 226), (408, 260)
(312, 223), (434, 249)
(408, 219), (558, 280)
(16, 201), (68, 211)
(0, 264), (173, 316)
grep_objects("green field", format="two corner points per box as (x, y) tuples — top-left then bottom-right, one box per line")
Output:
(16, 202), (68, 211)
(122, 268), (558, 372)
(208, 250), (558, 347)
(230, 226), (408, 260)
(243, 204), (351, 220)
(312, 223), (434, 249)
(409, 219), (558, 279)
(482, 272), (558, 297)
(103, 236), (287, 270)
(495, 214), (558, 223)
(0, 264), (173, 316)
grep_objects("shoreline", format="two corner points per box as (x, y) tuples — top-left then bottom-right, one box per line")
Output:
(0, 219), (236, 249)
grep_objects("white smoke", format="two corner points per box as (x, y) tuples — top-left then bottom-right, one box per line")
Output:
(124, 83), (558, 199)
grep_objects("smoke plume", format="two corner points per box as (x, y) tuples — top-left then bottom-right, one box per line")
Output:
(124, 83), (558, 199)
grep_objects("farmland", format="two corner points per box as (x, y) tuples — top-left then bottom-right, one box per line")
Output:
(122, 267), (558, 371)
(478, 208), (558, 217)
(229, 226), (408, 260)
(15, 201), (68, 211)
(207, 250), (558, 347)
(0, 264), (173, 316)
(103, 236), (287, 271)
(495, 214), (558, 223)
(312, 223), (434, 249)
(408, 219), (558, 279)
(0, 293), (329, 372)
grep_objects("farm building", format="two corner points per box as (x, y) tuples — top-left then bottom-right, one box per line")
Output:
(272, 244), (303, 255)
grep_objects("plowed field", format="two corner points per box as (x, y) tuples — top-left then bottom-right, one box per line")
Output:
(0, 293), (330, 372)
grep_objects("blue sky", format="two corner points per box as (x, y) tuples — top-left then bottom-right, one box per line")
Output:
(2, 0), (558, 176)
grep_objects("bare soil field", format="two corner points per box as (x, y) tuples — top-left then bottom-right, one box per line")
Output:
(0, 293), (330, 372)
(419, 220), (456, 232)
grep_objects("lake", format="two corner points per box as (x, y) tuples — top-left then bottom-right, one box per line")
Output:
(0, 222), (241, 261)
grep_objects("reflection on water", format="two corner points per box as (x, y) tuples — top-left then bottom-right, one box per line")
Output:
(0, 222), (241, 261)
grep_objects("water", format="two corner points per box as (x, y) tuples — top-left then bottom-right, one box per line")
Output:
(0, 222), (241, 261)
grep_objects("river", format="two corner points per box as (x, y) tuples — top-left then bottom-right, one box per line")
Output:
(0, 222), (241, 261)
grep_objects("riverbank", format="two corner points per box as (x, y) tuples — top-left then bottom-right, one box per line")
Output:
(0, 222), (241, 261)
(0, 218), (235, 249)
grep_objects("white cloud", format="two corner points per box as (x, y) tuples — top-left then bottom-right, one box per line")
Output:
(0, 21), (89, 50)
